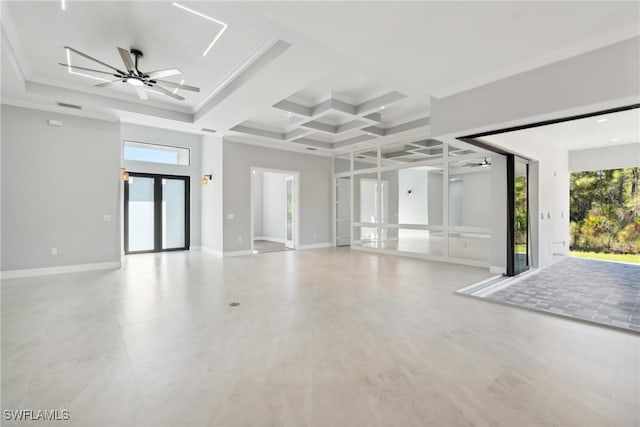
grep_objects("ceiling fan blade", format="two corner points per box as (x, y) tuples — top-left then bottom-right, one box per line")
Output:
(153, 85), (186, 101)
(134, 85), (148, 100)
(64, 46), (126, 75)
(117, 47), (136, 73)
(95, 79), (123, 88)
(59, 63), (123, 77)
(154, 80), (200, 92)
(146, 69), (182, 79)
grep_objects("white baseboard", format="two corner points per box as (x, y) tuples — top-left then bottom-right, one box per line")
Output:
(195, 246), (223, 257)
(490, 265), (506, 274)
(1, 261), (121, 280)
(298, 243), (334, 250)
(254, 236), (285, 244)
(223, 250), (253, 257)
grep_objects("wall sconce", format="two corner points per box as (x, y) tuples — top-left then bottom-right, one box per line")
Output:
(201, 174), (213, 185)
(120, 169), (129, 182)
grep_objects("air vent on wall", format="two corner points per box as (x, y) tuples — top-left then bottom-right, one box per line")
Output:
(57, 102), (82, 110)
(201, 128), (217, 133)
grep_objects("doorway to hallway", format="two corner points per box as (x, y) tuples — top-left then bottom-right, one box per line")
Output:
(124, 172), (190, 254)
(250, 168), (299, 254)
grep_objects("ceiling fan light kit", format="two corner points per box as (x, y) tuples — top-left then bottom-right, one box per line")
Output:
(60, 46), (200, 101)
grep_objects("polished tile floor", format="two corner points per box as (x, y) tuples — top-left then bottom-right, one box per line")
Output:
(487, 257), (640, 332)
(2, 249), (639, 426)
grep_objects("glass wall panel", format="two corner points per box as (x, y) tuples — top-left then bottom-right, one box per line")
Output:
(448, 232), (490, 262)
(353, 226), (378, 247)
(381, 228), (444, 256)
(381, 165), (443, 225)
(353, 172), (379, 224)
(380, 139), (443, 167)
(161, 178), (186, 249)
(448, 157), (492, 228)
(335, 177), (351, 246)
(353, 148), (378, 171)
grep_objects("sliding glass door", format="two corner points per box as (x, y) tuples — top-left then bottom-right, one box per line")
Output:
(124, 173), (190, 254)
(507, 156), (529, 276)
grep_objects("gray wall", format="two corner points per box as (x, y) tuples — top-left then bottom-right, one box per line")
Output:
(201, 135), (223, 252)
(121, 123), (202, 247)
(1, 105), (121, 271)
(223, 140), (332, 252)
(569, 143), (640, 172)
(431, 37), (640, 137)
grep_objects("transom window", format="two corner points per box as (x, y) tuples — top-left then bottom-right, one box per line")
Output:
(123, 140), (190, 166)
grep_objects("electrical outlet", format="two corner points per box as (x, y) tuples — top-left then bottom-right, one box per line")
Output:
(227, 214), (234, 220)
(103, 214), (112, 222)
(313, 232), (317, 239)
(238, 236), (242, 243)
(51, 248), (58, 256)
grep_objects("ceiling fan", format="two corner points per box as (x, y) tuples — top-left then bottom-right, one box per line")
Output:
(59, 46), (200, 101)
(464, 157), (491, 167)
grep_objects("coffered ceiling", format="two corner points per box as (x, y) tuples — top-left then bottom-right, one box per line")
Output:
(2, 1), (638, 155)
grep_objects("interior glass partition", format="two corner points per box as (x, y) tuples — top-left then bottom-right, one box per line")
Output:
(336, 137), (499, 267)
(447, 155), (492, 263)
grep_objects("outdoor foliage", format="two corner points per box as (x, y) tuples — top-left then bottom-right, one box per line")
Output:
(570, 167), (640, 254)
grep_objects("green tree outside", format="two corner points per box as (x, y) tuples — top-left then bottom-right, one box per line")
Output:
(570, 167), (640, 263)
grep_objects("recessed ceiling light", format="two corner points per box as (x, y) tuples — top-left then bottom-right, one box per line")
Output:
(381, 106), (385, 110)
(610, 138), (621, 142)
(61, 0), (66, 10)
(173, 2), (228, 57)
(596, 118), (608, 123)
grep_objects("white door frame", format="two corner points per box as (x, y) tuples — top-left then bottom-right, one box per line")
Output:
(250, 167), (300, 252)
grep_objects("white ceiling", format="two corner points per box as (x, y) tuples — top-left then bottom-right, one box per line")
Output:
(2, 1), (638, 154)
(481, 108), (640, 152)
(3, 1), (275, 111)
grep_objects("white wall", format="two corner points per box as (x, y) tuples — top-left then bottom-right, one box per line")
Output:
(489, 156), (507, 272)
(261, 171), (287, 242)
(431, 37), (640, 137)
(121, 123), (202, 247)
(1, 105), (121, 271)
(398, 168), (428, 224)
(201, 135), (223, 253)
(223, 139), (332, 252)
(569, 143), (640, 172)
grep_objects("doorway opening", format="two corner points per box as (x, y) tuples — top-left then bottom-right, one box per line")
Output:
(250, 168), (299, 254)
(124, 172), (190, 254)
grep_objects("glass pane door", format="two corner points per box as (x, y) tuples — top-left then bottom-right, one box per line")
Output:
(285, 176), (295, 249)
(127, 176), (155, 252)
(513, 159), (529, 274)
(125, 173), (189, 254)
(162, 178), (186, 250)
